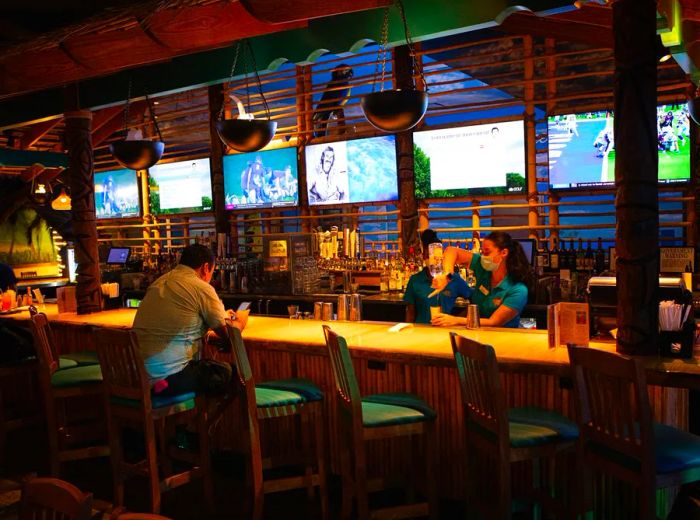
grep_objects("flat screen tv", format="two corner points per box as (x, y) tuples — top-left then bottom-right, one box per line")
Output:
(94, 168), (140, 219)
(413, 120), (526, 198)
(548, 103), (690, 189)
(223, 147), (298, 210)
(148, 157), (213, 214)
(305, 135), (398, 206)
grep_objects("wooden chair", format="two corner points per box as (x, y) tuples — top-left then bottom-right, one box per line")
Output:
(28, 313), (109, 476)
(226, 324), (328, 520)
(450, 332), (578, 519)
(95, 328), (214, 514)
(110, 509), (173, 520)
(19, 477), (93, 520)
(568, 345), (700, 519)
(322, 325), (438, 520)
(0, 360), (41, 468)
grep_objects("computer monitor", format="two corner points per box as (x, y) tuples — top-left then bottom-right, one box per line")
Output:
(516, 239), (536, 267)
(106, 247), (130, 265)
(66, 247), (77, 283)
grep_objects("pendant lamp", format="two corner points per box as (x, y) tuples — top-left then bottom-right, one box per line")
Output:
(360, 0), (428, 133)
(216, 40), (277, 153)
(110, 88), (165, 170)
(51, 186), (71, 211)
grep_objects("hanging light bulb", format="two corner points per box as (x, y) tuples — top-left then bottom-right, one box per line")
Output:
(51, 187), (71, 211)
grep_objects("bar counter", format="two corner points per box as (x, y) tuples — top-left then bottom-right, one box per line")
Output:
(2, 304), (694, 500)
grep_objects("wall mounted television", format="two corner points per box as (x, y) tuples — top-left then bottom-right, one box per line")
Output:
(223, 147), (298, 210)
(548, 103), (690, 189)
(148, 157), (213, 214)
(94, 168), (140, 219)
(413, 120), (526, 198)
(305, 135), (398, 206)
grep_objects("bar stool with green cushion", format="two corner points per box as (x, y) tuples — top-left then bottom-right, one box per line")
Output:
(27, 306), (99, 370)
(322, 325), (438, 520)
(28, 313), (110, 476)
(95, 328), (214, 514)
(568, 345), (700, 519)
(450, 332), (578, 519)
(226, 324), (328, 520)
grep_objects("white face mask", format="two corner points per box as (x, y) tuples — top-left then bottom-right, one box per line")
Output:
(480, 253), (501, 272)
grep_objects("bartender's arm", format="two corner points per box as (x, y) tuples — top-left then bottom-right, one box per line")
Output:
(432, 246), (474, 291)
(431, 305), (517, 327)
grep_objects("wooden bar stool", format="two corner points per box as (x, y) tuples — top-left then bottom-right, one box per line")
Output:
(226, 324), (328, 520)
(450, 332), (578, 519)
(28, 313), (109, 476)
(19, 477), (93, 520)
(568, 345), (700, 519)
(95, 328), (214, 514)
(0, 359), (41, 468)
(322, 325), (438, 520)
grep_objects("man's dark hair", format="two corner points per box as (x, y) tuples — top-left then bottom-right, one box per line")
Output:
(419, 228), (441, 250)
(179, 244), (214, 270)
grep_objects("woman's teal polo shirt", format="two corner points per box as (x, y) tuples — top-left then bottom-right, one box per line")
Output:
(469, 253), (528, 328)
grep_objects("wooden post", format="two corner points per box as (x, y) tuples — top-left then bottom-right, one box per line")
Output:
(393, 44), (420, 256)
(549, 194), (559, 249)
(545, 38), (560, 249)
(614, 0), (659, 355)
(208, 85), (228, 235)
(297, 65), (313, 234)
(524, 36), (539, 241)
(690, 121), (699, 247)
(64, 106), (101, 314)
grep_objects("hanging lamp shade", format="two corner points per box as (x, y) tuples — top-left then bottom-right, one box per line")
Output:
(216, 119), (277, 153)
(109, 140), (165, 170)
(361, 89), (428, 132)
(51, 187), (71, 211)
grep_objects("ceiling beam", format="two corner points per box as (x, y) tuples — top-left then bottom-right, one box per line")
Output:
(91, 105), (125, 134)
(19, 163), (46, 182)
(92, 100), (147, 148)
(19, 118), (61, 149)
(498, 11), (613, 48)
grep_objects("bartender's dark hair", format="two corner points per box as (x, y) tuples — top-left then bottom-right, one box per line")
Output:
(179, 244), (214, 270)
(484, 231), (534, 289)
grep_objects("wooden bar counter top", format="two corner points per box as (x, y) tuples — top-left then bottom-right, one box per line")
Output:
(2, 304), (695, 501)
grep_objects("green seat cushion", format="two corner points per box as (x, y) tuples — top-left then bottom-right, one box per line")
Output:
(257, 378), (323, 402)
(361, 401), (430, 428)
(255, 386), (305, 408)
(60, 351), (99, 366)
(50, 364), (103, 387)
(363, 392), (437, 421)
(58, 357), (79, 370)
(508, 407), (579, 445)
(111, 392), (196, 412)
(588, 423), (700, 475)
(507, 407), (579, 448)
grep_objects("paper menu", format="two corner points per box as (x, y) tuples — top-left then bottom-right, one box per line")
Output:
(547, 302), (590, 348)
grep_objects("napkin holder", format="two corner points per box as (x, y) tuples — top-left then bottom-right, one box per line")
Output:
(659, 317), (695, 359)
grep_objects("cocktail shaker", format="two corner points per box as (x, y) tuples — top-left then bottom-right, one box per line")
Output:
(466, 304), (480, 329)
(337, 294), (351, 321)
(349, 293), (362, 321)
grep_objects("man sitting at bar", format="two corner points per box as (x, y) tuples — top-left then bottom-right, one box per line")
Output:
(133, 244), (247, 401)
(404, 229), (471, 324)
(0, 261), (17, 292)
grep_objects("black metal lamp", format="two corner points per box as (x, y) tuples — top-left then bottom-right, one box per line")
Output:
(360, 0), (428, 133)
(216, 40), (277, 153)
(109, 88), (165, 170)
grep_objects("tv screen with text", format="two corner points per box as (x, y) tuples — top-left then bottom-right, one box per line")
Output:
(148, 158), (213, 214)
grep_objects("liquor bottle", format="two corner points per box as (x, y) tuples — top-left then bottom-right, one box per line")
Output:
(585, 240), (594, 271)
(576, 238), (584, 271)
(567, 240), (577, 272)
(550, 238), (560, 271)
(595, 237), (606, 274)
(539, 240), (550, 272)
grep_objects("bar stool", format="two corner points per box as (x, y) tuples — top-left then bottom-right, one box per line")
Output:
(0, 359), (41, 468)
(19, 477), (93, 520)
(450, 332), (578, 519)
(96, 328), (214, 514)
(568, 345), (700, 519)
(322, 325), (438, 520)
(226, 324), (328, 520)
(28, 313), (109, 476)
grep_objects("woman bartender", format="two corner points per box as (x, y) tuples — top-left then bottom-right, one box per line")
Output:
(431, 231), (532, 328)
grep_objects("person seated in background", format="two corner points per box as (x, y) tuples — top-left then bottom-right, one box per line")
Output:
(431, 231), (532, 328)
(404, 229), (471, 324)
(133, 244), (247, 415)
(0, 262), (17, 292)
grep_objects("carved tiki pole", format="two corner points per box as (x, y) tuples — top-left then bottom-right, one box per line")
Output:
(65, 110), (102, 314)
(613, 0), (659, 354)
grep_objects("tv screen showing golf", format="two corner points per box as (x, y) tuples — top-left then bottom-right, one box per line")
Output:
(548, 103), (690, 189)
(223, 147), (299, 210)
(305, 135), (398, 206)
(413, 120), (526, 198)
(94, 168), (140, 219)
(148, 158), (213, 214)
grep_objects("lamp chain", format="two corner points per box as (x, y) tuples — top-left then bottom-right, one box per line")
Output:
(246, 39), (272, 119)
(372, 7), (391, 93)
(144, 92), (164, 142)
(123, 79), (132, 135)
(395, 0), (427, 91)
(218, 41), (241, 121)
